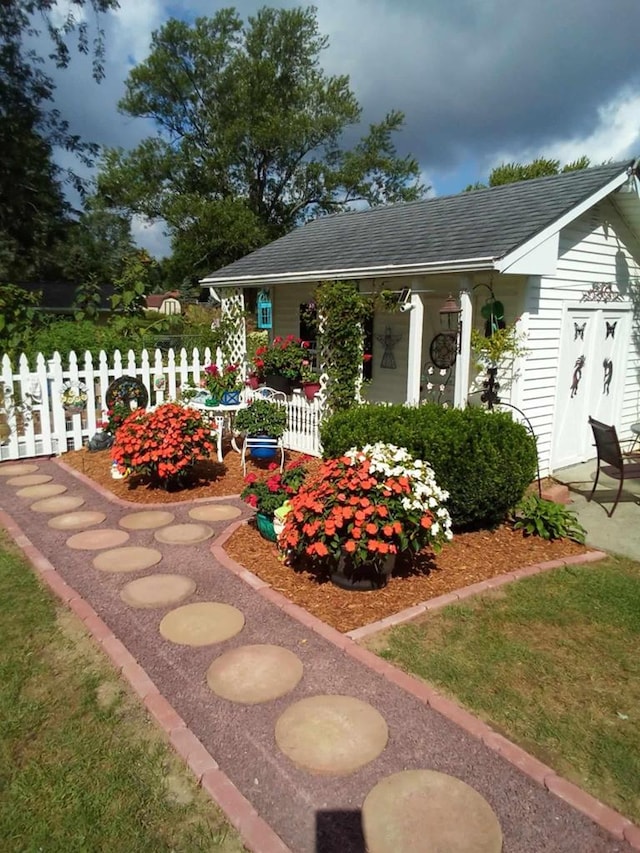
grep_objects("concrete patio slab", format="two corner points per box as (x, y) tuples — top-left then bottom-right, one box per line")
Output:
(189, 504), (242, 522)
(275, 695), (389, 776)
(159, 602), (245, 646)
(18, 482), (66, 498)
(30, 494), (85, 513)
(554, 460), (640, 559)
(119, 510), (175, 530)
(48, 510), (106, 530)
(93, 545), (162, 573)
(361, 769), (502, 853)
(0, 463), (39, 476)
(121, 573), (196, 608)
(206, 644), (304, 705)
(6, 474), (53, 486)
(66, 528), (130, 550)
(154, 522), (214, 545)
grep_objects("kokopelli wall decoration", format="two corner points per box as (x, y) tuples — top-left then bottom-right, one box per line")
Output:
(570, 355), (585, 398)
(602, 359), (613, 395)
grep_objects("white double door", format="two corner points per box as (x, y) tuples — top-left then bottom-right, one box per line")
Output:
(551, 305), (631, 470)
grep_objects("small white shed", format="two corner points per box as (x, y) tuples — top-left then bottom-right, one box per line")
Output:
(201, 160), (640, 478)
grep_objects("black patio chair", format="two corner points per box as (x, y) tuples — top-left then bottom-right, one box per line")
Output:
(587, 417), (640, 517)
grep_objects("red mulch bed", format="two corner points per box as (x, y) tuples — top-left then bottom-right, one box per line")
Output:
(62, 447), (590, 633)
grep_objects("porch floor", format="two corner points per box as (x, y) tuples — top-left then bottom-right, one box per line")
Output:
(554, 459), (640, 560)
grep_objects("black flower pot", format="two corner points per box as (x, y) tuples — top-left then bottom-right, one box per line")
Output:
(330, 554), (396, 591)
(263, 374), (293, 395)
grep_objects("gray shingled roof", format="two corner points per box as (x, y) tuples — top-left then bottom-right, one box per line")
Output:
(202, 161), (630, 284)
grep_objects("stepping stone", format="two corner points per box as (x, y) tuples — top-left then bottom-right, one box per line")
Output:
(275, 695), (388, 776)
(119, 510), (175, 530)
(154, 523), (213, 545)
(67, 529), (130, 551)
(159, 602), (244, 646)
(361, 770), (503, 853)
(188, 504), (242, 522)
(207, 644), (303, 704)
(30, 495), (85, 514)
(48, 511), (106, 531)
(6, 474), (53, 487)
(18, 483), (67, 499)
(120, 574), (196, 608)
(0, 463), (39, 476)
(93, 546), (162, 573)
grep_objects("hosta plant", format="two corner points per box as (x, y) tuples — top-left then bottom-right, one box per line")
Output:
(514, 494), (586, 543)
(111, 402), (215, 489)
(280, 443), (452, 576)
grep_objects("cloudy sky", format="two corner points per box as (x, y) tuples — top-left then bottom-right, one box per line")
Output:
(48, 0), (640, 256)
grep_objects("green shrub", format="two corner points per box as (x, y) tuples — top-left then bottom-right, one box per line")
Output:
(320, 403), (537, 530)
(514, 494), (586, 543)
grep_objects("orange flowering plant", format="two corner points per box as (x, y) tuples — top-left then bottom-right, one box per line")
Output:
(280, 443), (452, 574)
(110, 402), (216, 488)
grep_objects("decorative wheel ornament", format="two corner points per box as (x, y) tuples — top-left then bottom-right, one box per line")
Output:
(105, 376), (149, 412)
(429, 333), (457, 369)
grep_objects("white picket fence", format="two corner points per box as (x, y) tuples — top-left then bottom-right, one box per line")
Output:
(0, 348), (322, 462)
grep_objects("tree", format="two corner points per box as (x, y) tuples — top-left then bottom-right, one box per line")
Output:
(56, 197), (136, 286)
(465, 156), (591, 191)
(0, 1), (119, 280)
(98, 6), (425, 290)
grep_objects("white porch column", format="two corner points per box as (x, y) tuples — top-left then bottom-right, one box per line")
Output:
(453, 281), (472, 409)
(406, 291), (424, 405)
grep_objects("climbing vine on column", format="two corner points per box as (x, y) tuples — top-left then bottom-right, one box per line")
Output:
(316, 280), (370, 412)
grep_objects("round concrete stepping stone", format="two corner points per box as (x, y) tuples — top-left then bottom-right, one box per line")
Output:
(119, 510), (175, 530)
(18, 482), (67, 499)
(188, 504), (242, 522)
(361, 770), (503, 853)
(120, 574), (196, 608)
(48, 511), (107, 531)
(67, 528), (130, 551)
(0, 463), (39, 476)
(207, 644), (303, 704)
(159, 602), (244, 646)
(154, 523), (213, 545)
(6, 474), (53, 487)
(93, 546), (162, 573)
(30, 495), (85, 514)
(275, 695), (388, 776)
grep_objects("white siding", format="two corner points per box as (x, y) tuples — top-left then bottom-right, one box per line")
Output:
(517, 199), (640, 476)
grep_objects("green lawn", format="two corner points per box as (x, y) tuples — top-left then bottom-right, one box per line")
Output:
(371, 557), (640, 823)
(0, 533), (245, 853)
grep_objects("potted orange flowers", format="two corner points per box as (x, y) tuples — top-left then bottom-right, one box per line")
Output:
(280, 443), (452, 590)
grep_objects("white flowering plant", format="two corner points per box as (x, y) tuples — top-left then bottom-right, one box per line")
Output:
(421, 365), (452, 405)
(61, 380), (88, 411)
(280, 442), (452, 573)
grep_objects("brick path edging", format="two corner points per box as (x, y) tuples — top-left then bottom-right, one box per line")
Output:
(212, 523), (640, 850)
(0, 508), (291, 853)
(345, 549), (609, 641)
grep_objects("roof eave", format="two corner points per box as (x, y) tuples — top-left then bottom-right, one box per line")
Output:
(200, 256), (497, 288)
(495, 168), (631, 274)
